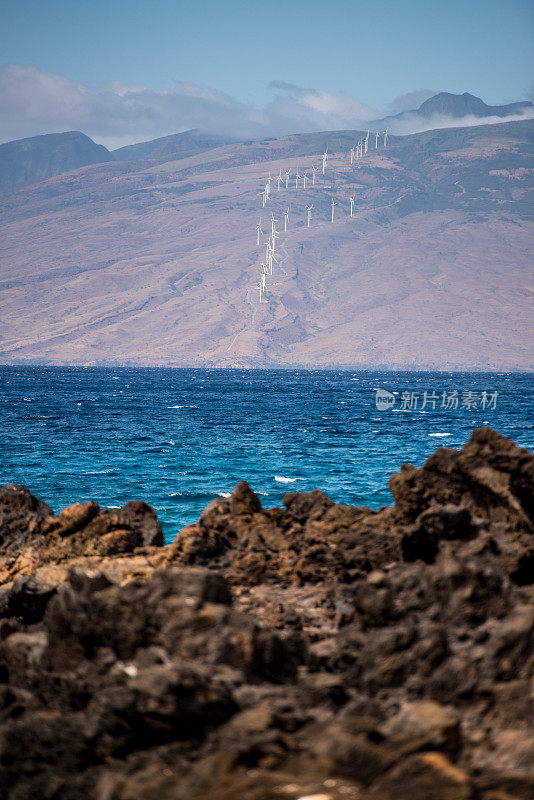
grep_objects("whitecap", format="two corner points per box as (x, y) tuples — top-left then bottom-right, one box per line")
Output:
(169, 440), (176, 445)
(428, 433), (452, 437)
(218, 492), (232, 498)
(274, 475), (298, 484)
(23, 398), (31, 402)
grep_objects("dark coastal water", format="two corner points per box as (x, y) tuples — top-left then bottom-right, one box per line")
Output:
(1, 367), (532, 543)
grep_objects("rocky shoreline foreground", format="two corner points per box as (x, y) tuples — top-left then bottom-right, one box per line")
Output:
(0, 427), (533, 800)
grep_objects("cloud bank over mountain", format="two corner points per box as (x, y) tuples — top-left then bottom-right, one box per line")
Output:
(1, 63), (533, 149)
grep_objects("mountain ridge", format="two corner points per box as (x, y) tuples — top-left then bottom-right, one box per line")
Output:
(1, 117), (532, 369)
(0, 130), (112, 195)
(1, 92), (533, 195)
(417, 91), (532, 119)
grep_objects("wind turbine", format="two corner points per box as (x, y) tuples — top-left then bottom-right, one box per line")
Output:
(364, 131), (369, 154)
(375, 132), (379, 149)
(264, 240), (273, 273)
(295, 167), (300, 189)
(350, 145), (355, 165)
(303, 170), (308, 189)
(383, 128), (389, 147)
(312, 165), (318, 185)
(306, 204), (313, 228)
(331, 197), (337, 223)
(350, 196), (355, 218)
(265, 180), (271, 200)
(258, 188), (267, 207)
(283, 207), (289, 232)
(259, 281), (263, 303)
(322, 148), (328, 175)
(277, 170), (283, 191)
(256, 218), (263, 245)
(284, 169), (291, 189)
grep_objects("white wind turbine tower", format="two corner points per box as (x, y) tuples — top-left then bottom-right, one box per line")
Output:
(265, 180), (271, 200)
(306, 204), (313, 228)
(271, 211), (279, 239)
(295, 167), (300, 189)
(331, 197), (337, 223)
(312, 165), (318, 185)
(265, 241), (273, 274)
(350, 145), (355, 164)
(383, 128), (389, 147)
(271, 228), (280, 255)
(303, 170), (308, 189)
(375, 131), (379, 148)
(258, 187), (267, 207)
(256, 218), (263, 245)
(264, 240), (271, 266)
(364, 131), (370, 154)
(259, 280), (263, 303)
(284, 169), (291, 189)
(322, 148), (328, 175)
(277, 169), (283, 191)
(350, 196), (355, 217)
(283, 207), (289, 232)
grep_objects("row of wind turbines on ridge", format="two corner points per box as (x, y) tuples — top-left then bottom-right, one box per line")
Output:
(255, 128), (389, 302)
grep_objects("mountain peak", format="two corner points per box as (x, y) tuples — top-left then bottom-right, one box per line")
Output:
(0, 131), (112, 196)
(417, 91), (532, 119)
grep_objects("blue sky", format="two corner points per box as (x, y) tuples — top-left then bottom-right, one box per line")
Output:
(2, 0), (533, 106)
(0, 0), (533, 146)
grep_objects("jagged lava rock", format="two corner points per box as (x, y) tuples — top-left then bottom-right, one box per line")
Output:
(0, 427), (532, 799)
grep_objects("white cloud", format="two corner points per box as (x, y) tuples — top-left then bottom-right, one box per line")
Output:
(387, 109), (534, 136)
(388, 89), (437, 114)
(0, 64), (380, 149)
(0, 64), (532, 151)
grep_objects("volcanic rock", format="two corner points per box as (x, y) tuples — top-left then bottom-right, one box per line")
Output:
(0, 427), (532, 799)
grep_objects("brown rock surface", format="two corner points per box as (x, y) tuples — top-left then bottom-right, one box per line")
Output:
(0, 426), (533, 799)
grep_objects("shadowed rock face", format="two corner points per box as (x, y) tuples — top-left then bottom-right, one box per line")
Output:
(0, 427), (533, 800)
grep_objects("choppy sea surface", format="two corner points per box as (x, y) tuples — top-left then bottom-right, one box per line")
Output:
(1, 367), (532, 543)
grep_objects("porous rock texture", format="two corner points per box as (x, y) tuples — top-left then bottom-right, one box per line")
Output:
(0, 427), (532, 800)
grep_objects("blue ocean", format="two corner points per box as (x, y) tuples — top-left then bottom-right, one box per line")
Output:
(1, 367), (532, 544)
